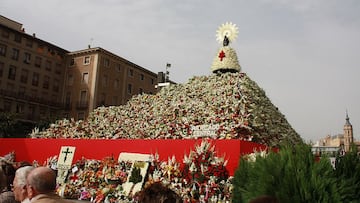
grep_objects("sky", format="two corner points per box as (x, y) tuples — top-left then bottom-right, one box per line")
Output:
(1, 0), (359, 142)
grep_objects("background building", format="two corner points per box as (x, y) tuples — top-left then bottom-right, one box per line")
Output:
(0, 15), (163, 136)
(63, 47), (158, 120)
(0, 16), (68, 128)
(313, 113), (360, 156)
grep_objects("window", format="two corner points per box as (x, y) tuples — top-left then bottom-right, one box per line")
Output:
(0, 44), (6, 56)
(84, 56), (90, 65)
(102, 75), (108, 87)
(20, 69), (29, 83)
(12, 48), (19, 60)
(14, 34), (21, 43)
(55, 63), (62, 75)
(70, 58), (75, 66)
(65, 92), (71, 108)
(151, 78), (154, 85)
(53, 79), (60, 92)
(16, 103), (24, 114)
(24, 52), (31, 64)
(114, 79), (119, 88)
(25, 39), (33, 47)
(37, 44), (44, 53)
(128, 69), (133, 76)
(82, 73), (89, 84)
(80, 90), (87, 104)
(140, 74), (144, 80)
(127, 84), (132, 94)
(43, 76), (50, 89)
(32, 73), (39, 86)
(116, 64), (121, 72)
(104, 58), (110, 67)
(67, 74), (74, 86)
(2, 30), (9, 38)
(18, 86), (26, 96)
(45, 60), (51, 71)
(8, 65), (16, 80)
(35, 56), (42, 67)
(0, 62), (4, 77)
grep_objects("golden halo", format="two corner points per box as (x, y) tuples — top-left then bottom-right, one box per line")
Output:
(216, 22), (239, 44)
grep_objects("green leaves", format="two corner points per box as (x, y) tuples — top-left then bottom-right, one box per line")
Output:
(232, 144), (356, 203)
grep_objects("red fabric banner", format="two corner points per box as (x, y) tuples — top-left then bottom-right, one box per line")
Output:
(0, 138), (266, 175)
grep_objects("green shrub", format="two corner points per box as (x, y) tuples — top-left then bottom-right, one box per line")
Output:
(334, 145), (360, 202)
(232, 144), (341, 203)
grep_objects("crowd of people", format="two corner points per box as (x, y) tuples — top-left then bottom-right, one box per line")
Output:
(0, 159), (188, 203)
(1, 157), (77, 203)
(30, 73), (301, 146)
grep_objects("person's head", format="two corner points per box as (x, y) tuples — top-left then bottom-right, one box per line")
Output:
(26, 167), (56, 199)
(13, 166), (34, 201)
(137, 182), (182, 203)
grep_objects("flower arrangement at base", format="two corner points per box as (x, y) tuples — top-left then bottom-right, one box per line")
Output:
(138, 140), (232, 202)
(57, 156), (130, 202)
(6, 140), (234, 202)
(179, 140), (231, 202)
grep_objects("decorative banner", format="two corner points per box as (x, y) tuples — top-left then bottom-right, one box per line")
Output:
(191, 124), (219, 138)
(58, 146), (76, 169)
(119, 152), (151, 196)
(118, 152), (152, 162)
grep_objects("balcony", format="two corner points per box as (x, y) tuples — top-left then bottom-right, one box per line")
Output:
(0, 89), (62, 107)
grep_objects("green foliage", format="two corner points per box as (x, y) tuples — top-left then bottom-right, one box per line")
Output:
(232, 144), (341, 203)
(0, 111), (17, 137)
(334, 145), (360, 202)
(129, 167), (143, 184)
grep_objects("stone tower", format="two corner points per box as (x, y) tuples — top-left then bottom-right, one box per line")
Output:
(343, 112), (354, 153)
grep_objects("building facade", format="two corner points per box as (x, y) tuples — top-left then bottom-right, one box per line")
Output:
(0, 16), (68, 124)
(313, 112), (359, 155)
(63, 48), (158, 120)
(0, 15), (161, 135)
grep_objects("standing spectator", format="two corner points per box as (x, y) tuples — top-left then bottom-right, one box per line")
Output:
(13, 166), (34, 203)
(0, 166), (19, 203)
(26, 167), (74, 203)
(1, 160), (16, 191)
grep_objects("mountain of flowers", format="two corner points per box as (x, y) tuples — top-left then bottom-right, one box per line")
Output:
(30, 72), (302, 146)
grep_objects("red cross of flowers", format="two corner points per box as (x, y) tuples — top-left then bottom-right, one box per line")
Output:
(70, 173), (79, 182)
(218, 50), (226, 61)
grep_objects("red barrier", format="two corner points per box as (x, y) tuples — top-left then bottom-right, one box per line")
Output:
(0, 138), (266, 176)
